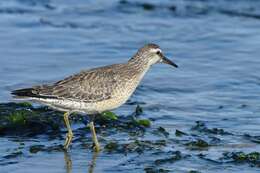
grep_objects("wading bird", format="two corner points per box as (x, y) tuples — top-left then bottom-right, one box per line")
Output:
(12, 44), (178, 152)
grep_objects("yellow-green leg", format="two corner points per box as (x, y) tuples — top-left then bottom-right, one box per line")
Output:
(64, 112), (73, 150)
(89, 121), (100, 152)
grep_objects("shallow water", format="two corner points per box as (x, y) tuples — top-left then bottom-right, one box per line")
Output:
(1, 0), (260, 172)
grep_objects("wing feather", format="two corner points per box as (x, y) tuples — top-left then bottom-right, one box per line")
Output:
(32, 64), (123, 102)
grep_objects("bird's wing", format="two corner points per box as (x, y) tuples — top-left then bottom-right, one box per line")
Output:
(32, 64), (123, 102)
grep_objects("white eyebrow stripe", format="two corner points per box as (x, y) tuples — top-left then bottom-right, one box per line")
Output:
(151, 48), (162, 53)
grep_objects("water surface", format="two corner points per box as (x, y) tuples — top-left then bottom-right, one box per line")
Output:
(1, 0), (260, 172)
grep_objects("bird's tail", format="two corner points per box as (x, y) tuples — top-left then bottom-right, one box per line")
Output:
(11, 88), (37, 98)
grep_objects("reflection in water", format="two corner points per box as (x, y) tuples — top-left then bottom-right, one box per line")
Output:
(64, 151), (99, 173)
(64, 151), (72, 173)
(88, 152), (99, 173)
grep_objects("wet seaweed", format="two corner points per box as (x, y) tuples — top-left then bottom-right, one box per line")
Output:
(104, 139), (167, 154)
(197, 153), (223, 164)
(185, 139), (209, 149)
(0, 102), (151, 137)
(135, 119), (151, 127)
(0, 103), (63, 136)
(191, 121), (232, 135)
(1, 102), (260, 171)
(144, 167), (170, 173)
(29, 144), (64, 154)
(135, 105), (143, 116)
(154, 151), (182, 165)
(189, 171), (201, 173)
(101, 111), (118, 121)
(118, 1), (157, 12)
(29, 145), (45, 154)
(175, 129), (188, 137)
(153, 127), (170, 138)
(221, 151), (260, 167)
(104, 141), (119, 153)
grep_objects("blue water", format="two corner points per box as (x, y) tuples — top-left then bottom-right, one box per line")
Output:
(1, 0), (260, 172)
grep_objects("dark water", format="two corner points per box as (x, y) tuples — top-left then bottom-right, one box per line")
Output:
(1, 0), (260, 172)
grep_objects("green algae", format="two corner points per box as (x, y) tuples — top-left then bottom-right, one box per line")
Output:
(135, 119), (151, 127)
(222, 151), (260, 167)
(247, 152), (260, 162)
(128, 105), (150, 127)
(16, 102), (32, 108)
(7, 111), (28, 125)
(101, 111), (118, 121)
(2, 102), (260, 171)
(96, 105), (150, 130)
(0, 103), (64, 136)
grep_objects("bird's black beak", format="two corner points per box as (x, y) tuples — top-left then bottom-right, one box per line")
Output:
(162, 56), (178, 68)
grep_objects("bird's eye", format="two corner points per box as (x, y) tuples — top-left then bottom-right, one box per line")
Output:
(156, 51), (161, 55)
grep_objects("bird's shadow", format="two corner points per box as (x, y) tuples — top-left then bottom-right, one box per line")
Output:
(64, 150), (99, 173)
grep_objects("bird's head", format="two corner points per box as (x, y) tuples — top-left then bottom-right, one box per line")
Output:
(130, 43), (178, 68)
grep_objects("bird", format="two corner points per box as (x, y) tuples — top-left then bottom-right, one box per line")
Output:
(11, 43), (178, 152)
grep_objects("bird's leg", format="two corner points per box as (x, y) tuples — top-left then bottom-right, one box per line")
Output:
(89, 121), (100, 152)
(63, 112), (73, 150)
(89, 115), (100, 152)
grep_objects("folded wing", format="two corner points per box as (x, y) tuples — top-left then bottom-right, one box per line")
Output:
(12, 64), (123, 103)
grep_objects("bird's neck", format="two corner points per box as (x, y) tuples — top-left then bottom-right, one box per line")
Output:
(128, 57), (150, 71)
(127, 58), (151, 82)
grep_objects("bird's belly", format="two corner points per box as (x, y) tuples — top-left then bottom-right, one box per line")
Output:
(92, 97), (127, 113)
(33, 98), (97, 114)
(90, 85), (137, 113)
(33, 95), (129, 114)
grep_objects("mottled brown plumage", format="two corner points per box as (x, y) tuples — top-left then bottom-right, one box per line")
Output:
(11, 43), (178, 151)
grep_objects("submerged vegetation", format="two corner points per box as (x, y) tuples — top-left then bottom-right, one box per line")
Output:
(222, 151), (260, 167)
(0, 102), (260, 170)
(0, 102), (151, 136)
